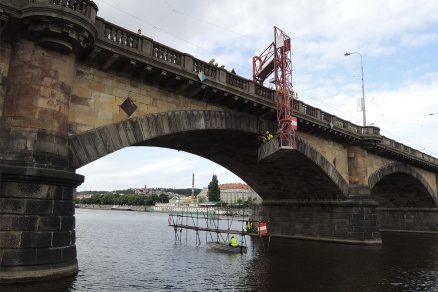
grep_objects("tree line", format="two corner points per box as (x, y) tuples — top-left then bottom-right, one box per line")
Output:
(78, 193), (169, 206)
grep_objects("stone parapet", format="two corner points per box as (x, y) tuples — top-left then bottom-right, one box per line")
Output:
(377, 207), (438, 233)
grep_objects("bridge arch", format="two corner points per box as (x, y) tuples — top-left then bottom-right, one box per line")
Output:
(368, 163), (437, 207)
(69, 110), (348, 200)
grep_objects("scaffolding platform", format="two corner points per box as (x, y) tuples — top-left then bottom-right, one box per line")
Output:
(257, 138), (294, 162)
(167, 209), (270, 252)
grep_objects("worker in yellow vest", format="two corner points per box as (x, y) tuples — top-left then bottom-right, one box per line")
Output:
(229, 236), (238, 247)
(245, 218), (254, 233)
(259, 131), (273, 143)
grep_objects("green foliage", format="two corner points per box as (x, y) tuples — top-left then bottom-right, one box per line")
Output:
(243, 197), (253, 208)
(79, 193), (159, 206)
(207, 175), (220, 202)
(198, 196), (207, 203)
(158, 193), (170, 203)
(160, 188), (202, 196)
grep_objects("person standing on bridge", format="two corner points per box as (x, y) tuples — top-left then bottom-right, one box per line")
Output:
(229, 236), (238, 247)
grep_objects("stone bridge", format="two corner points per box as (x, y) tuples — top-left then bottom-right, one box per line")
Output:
(1, 0), (438, 283)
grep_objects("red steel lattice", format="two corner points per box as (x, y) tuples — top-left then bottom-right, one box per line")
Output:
(252, 26), (297, 149)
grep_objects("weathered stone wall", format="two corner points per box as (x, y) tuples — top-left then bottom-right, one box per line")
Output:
(367, 153), (392, 178)
(259, 200), (381, 244)
(297, 132), (349, 183)
(378, 208), (438, 232)
(415, 168), (438, 196)
(69, 65), (223, 135)
(0, 41), (11, 119)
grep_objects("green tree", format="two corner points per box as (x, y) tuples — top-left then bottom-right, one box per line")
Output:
(207, 175), (220, 202)
(243, 197), (253, 208)
(159, 193), (170, 203)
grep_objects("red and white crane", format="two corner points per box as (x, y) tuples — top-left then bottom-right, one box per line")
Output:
(252, 26), (297, 149)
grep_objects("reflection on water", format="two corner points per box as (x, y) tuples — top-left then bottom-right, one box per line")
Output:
(3, 209), (438, 291)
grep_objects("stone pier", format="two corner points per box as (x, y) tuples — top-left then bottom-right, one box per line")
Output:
(0, 0), (96, 282)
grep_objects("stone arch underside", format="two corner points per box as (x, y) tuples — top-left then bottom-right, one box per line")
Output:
(69, 110), (348, 200)
(369, 163), (437, 207)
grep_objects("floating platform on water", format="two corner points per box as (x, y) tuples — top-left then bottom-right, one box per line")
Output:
(207, 241), (247, 254)
(168, 223), (260, 237)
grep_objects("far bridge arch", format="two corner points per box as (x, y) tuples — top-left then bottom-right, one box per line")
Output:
(368, 163), (437, 207)
(69, 110), (348, 200)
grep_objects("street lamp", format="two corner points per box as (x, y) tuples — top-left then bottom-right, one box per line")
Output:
(345, 52), (366, 126)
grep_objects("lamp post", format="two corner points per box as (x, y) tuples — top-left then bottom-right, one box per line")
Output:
(345, 52), (366, 126)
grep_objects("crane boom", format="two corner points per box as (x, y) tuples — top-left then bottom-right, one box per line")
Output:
(252, 26), (297, 149)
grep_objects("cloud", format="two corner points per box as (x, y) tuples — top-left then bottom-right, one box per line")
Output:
(77, 147), (244, 191)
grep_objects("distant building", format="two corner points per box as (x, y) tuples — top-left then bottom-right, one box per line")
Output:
(74, 192), (92, 200)
(197, 187), (208, 203)
(134, 185), (148, 195)
(219, 183), (261, 204)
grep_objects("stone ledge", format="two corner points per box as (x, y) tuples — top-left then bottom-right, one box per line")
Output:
(0, 164), (84, 187)
(268, 233), (382, 245)
(0, 259), (78, 283)
(380, 229), (438, 234)
(262, 199), (379, 207)
(377, 207), (438, 212)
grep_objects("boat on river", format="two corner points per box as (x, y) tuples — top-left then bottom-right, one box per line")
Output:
(207, 241), (247, 254)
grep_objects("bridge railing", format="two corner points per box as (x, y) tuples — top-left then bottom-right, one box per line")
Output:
(381, 136), (438, 164)
(255, 84), (274, 101)
(28, 0), (98, 20)
(96, 18), (140, 49)
(193, 59), (217, 78)
(226, 72), (249, 90)
(152, 43), (183, 66)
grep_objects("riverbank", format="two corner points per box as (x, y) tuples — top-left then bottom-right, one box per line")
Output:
(75, 204), (146, 212)
(75, 204), (254, 216)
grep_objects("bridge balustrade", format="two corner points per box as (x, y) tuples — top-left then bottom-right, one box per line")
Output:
(255, 84), (274, 100)
(102, 22), (139, 49)
(321, 112), (332, 123)
(193, 60), (217, 78)
(333, 117), (348, 129)
(152, 43), (182, 66)
(307, 106), (317, 117)
(28, 0), (97, 20)
(348, 123), (360, 134)
(226, 72), (248, 90)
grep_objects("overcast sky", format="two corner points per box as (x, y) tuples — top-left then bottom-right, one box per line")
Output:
(77, 0), (438, 191)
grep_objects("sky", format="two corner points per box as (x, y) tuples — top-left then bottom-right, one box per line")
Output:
(77, 0), (438, 191)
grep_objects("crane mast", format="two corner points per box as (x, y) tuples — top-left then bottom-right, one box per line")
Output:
(252, 26), (297, 149)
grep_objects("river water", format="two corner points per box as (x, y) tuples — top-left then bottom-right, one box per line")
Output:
(4, 209), (438, 291)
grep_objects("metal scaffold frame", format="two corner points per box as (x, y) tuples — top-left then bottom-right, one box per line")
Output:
(167, 207), (271, 252)
(253, 26), (297, 149)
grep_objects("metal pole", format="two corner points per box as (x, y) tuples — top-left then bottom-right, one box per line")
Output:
(345, 52), (366, 126)
(359, 53), (366, 127)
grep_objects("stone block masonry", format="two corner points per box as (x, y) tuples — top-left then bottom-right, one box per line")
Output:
(258, 199), (381, 244)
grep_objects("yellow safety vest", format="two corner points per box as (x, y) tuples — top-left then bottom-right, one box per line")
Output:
(230, 237), (238, 247)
